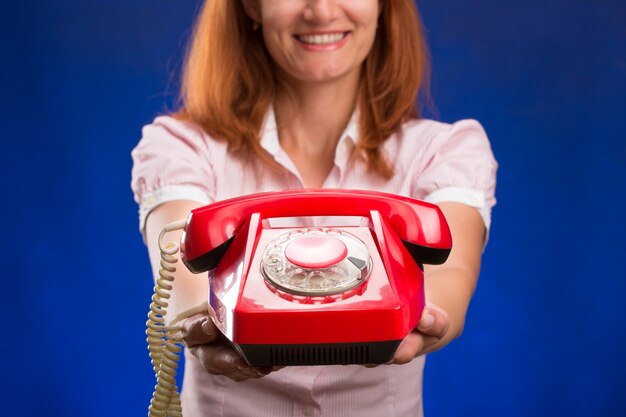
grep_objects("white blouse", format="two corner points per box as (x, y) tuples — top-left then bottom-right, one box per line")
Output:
(131, 108), (498, 417)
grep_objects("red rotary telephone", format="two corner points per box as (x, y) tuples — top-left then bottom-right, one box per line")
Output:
(180, 189), (452, 367)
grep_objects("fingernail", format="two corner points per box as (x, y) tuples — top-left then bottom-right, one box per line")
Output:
(420, 312), (435, 329)
(201, 318), (211, 335)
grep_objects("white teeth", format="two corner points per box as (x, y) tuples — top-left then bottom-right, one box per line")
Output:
(298, 33), (345, 45)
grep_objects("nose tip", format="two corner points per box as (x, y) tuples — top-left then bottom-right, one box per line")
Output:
(303, 0), (339, 24)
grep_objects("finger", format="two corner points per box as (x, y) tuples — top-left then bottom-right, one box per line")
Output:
(392, 331), (424, 364)
(420, 335), (444, 355)
(181, 313), (220, 348)
(225, 365), (270, 382)
(391, 332), (440, 364)
(190, 342), (242, 375)
(416, 304), (449, 339)
(189, 343), (270, 381)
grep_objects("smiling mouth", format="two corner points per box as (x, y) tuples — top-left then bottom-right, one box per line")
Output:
(295, 32), (348, 45)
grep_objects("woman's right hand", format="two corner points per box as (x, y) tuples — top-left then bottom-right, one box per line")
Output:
(181, 313), (277, 382)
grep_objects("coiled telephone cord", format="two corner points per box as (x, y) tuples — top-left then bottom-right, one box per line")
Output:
(147, 220), (187, 417)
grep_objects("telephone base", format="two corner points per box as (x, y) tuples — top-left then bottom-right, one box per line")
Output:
(238, 340), (402, 367)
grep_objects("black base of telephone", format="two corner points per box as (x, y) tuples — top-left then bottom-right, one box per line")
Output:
(238, 340), (402, 367)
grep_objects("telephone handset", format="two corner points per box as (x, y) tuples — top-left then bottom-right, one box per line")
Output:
(181, 189), (452, 272)
(146, 189), (452, 417)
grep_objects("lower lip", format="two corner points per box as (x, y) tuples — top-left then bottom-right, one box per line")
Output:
(294, 32), (350, 52)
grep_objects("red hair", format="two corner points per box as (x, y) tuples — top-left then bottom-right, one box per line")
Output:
(175, 0), (430, 179)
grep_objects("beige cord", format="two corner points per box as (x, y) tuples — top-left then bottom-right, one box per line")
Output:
(146, 220), (187, 417)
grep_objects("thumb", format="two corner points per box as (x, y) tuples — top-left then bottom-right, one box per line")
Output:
(181, 313), (220, 348)
(416, 304), (449, 339)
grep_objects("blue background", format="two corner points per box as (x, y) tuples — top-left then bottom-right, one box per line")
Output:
(2, 0), (624, 416)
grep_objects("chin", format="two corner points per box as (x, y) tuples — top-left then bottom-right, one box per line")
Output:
(293, 66), (358, 85)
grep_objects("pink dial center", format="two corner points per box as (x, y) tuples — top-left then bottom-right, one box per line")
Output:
(284, 235), (348, 269)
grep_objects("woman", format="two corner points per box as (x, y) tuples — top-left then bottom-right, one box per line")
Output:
(131, 0), (497, 416)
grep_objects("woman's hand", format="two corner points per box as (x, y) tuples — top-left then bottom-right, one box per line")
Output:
(391, 303), (450, 364)
(181, 313), (278, 382)
(390, 202), (486, 364)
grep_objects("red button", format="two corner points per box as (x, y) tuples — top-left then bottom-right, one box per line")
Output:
(285, 235), (347, 269)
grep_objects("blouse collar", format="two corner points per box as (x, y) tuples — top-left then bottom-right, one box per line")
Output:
(259, 105), (359, 158)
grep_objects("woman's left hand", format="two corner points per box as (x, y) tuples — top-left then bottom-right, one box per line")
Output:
(391, 303), (450, 364)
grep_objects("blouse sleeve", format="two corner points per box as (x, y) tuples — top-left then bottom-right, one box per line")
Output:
(412, 119), (498, 240)
(130, 116), (216, 239)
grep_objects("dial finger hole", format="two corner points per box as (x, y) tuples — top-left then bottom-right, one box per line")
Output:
(308, 273), (326, 286)
(288, 272), (307, 285)
(326, 271), (344, 282)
